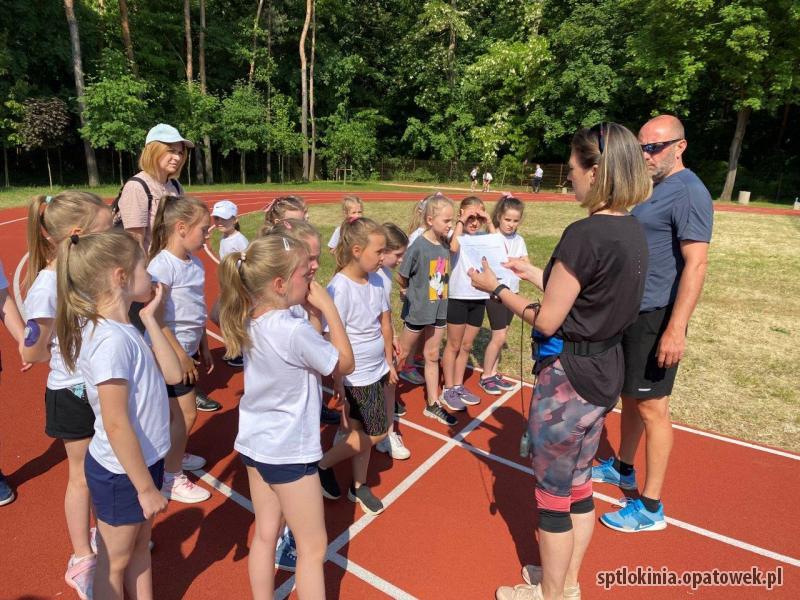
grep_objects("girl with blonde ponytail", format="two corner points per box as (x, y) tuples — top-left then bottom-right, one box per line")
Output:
(217, 234), (353, 599)
(21, 190), (111, 597)
(55, 230), (181, 600)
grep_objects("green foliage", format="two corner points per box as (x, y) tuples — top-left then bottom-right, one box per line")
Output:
(218, 83), (268, 156)
(20, 97), (70, 150)
(320, 106), (390, 176)
(174, 83), (220, 144)
(80, 75), (151, 152)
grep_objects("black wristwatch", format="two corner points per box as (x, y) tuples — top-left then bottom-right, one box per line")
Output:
(492, 283), (510, 300)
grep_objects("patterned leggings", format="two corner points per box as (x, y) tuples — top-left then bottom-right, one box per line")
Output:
(529, 359), (610, 512)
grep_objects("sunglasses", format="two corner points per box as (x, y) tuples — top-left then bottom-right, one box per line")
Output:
(590, 122), (607, 154)
(640, 138), (682, 155)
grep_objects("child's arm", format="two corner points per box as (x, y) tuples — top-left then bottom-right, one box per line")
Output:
(20, 317), (53, 364)
(306, 281), (354, 376)
(481, 209), (496, 233)
(139, 284), (182, 385)
(380, 310), (398, 385)
(0, 287), (25, 346)
(98, 380), (168, 519)
(197, 332), (214, 375)
(449, 217), (467, 253)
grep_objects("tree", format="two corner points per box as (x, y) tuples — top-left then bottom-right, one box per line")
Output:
(248, 0), (266, 85)
(320, 106), (390, 178)
(198, 0), (213, 183)
(118, 0), (138, 76)
(174, 82), (219, 178)
(63, 0), (100, 186)
(219, 83), (268, 184)
(81, 74), (151, 183)
(184, 0), (193, 83)
(267, 93), (303, 183)
(299, 0), (312, 181)
(20, 98), (71, 188)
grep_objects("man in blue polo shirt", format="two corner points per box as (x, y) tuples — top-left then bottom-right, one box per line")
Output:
(593, 114), (713, 532)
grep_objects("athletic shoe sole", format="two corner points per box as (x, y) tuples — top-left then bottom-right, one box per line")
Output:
(320, 489), (341, 500)
(478, 383), (503, 396)
(599, 517), (667, 533)
(591, 475), (638, 491)
(347, 489), (385, 515)
(196, 402), (221, 412)
(440, 396), (467, 412)
(0, 492), (15, 506)
(160, 487), (211, 503)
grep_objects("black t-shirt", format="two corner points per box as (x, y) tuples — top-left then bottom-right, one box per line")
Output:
(542, 214), (648, 407)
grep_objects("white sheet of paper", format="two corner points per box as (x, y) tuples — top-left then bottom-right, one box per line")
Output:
(458, 233), (517, 286)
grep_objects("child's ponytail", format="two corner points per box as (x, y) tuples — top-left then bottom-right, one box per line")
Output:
(217, 251), (252, 359)
(149, 195), (209, 261)
(26, 191), (108, 289)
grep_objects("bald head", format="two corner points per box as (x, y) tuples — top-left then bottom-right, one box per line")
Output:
(638, 115), (687, 183)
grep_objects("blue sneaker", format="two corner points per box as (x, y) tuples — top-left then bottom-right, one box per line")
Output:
(0, 471), (15, 506)
(492, 374), (516, 391)
(600, 497), (667, 533)
(591, 457), (637, 490)
(454, 385), (480, 406)
(275, 531), (297, 571)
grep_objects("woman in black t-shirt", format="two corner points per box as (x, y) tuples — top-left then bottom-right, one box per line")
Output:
(470, 123), (650, 600)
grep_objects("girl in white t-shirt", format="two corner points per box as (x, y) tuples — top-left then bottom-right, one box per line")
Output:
(480, 195), (529, 395)
(218, 235), (353, 599)
(327, 195), (364, 252)
(441, 196), (495, 412)
(147, 196), (213, 504)
(21, 191), (112, 597)
(56, 230), (181, 600)
(211, 199), (249, 260)
(316, 219), (395, 515)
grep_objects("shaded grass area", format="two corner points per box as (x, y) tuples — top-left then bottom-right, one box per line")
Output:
(210, 200), (799, 452)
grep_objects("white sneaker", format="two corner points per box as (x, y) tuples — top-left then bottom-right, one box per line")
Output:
(181, 453), (206, 471)
(377, 432), (411, 460)
(161, 472), (211, 503)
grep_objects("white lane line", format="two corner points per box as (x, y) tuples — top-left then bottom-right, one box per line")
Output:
(195, 469), (253, 513)
(0, 216), (26, 227)
(327, 552), (419, 600)
(396, 417), (800, 569)
(274, 385), (520, 599)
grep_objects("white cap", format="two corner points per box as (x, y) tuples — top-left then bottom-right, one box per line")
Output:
(211, 200), (238, 220)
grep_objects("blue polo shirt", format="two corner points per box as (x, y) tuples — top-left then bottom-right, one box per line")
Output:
(632, 168), (713, 312)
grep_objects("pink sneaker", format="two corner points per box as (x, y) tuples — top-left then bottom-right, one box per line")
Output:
(161, 471), (211, 503)
(65, 554), (96, 600)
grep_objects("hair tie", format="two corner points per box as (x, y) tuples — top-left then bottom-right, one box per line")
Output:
(434, 191), (444, 198)
(347, 215), (360, 224)
(282, 237), (290, 252)
(240, 251), (246, 262)
(500, 192), (513, 199)
(283, 220), (293, 230)
(70, 234), (79, 245)
(263, 198), (277, 213)
(45, 195), (53, 204)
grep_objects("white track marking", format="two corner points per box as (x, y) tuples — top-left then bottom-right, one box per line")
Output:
(327, 552), (420, 600)
(0, 216), (26, 227)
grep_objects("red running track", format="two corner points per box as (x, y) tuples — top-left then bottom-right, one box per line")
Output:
(0, 191), (797, 599)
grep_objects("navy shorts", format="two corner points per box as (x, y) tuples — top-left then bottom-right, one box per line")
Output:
(85, 451), (165, 526)
(241, 454), (319, 485)
(45, 386), (95, 440)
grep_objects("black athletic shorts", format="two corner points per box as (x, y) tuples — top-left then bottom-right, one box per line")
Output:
(486, 297), (514, 330)
(45, 386), (95, 440)
(621, 306), (681, 399)
(404, 320), (446, 332)
(447, 298), (486, 328)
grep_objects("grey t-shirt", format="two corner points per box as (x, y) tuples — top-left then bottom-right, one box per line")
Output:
(398, 235), (450, 326)
(632, 169), (713, 312)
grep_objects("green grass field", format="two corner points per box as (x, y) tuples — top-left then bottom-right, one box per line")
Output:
(209, 199), (799, 453)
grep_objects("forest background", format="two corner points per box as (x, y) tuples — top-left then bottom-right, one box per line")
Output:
(1, 0), (798, 202)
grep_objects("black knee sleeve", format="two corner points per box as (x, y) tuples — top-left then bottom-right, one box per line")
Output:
(570, 496), (594, 514)
(538, 509), (572, 533)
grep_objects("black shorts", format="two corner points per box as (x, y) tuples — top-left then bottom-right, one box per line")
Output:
(45, 386), (95, 440)
(486, 298), (514, 331)
(345, 374), (389, 436)
(404, 319), (446, 333)
(447, 298), (486, 327)
(622, 306), (680, 399)
(241, 454), (319, 485)
(166, 381), (196, 399)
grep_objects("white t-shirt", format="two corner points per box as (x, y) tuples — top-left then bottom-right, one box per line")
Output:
(219, 231), (249, 260)
(534, 167), (544, 178)
(235, 310), (338, 464)
(483, 172), (493, 182)
(24, 269), (83, 389)
(0, 259), (7, 289)
(326, 272), (389, 387)
(80, 319), (170, 474)
(377, 266), (393, 306)
(327, 225), (341, 250)
(502, 232), (528, 293)
(147, 250), (207, 356)
(449, 235), (490, 300)
(407, 227), (424, 246)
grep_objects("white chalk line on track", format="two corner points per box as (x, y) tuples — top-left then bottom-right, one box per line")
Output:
(5, 201), (799, 594)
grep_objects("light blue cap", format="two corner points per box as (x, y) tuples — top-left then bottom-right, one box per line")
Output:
(145, 123), (195, 149)
(211, 200), (238, 219)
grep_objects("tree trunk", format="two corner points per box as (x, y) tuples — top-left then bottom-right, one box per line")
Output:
(118, 0), (138, 76)
(240, 151), (246, 184)
(309, 0), (316, 182)
(45, 150), (53, 189)
(118, 149), (124, 184)
(720, 106), (751, 202)
(447, 0), (457, 88)
(184, 0), (193, 83)
(265, 0), (272, 182)
(299, 0), (312, 182)
(3, 147), (8, 187)
(248, 0), (266, 84)
(775, 103), (790, 151)
(198, 0), (214, 184)
(64, 0), (100, 186)
(187, 149), (192, 185)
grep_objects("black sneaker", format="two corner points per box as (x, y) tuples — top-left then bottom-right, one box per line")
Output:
(318, 467), (341, 500)
(226, 355), (244, 368)
(423, 403), (457, 426)
(394, 400), (407, 417)
(348, 484), (385, 515)
(320, 405), (341, 425)
(195, 391), (222, 412)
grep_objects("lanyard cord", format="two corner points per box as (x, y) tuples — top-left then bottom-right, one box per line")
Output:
(519, 302), (541, 420)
